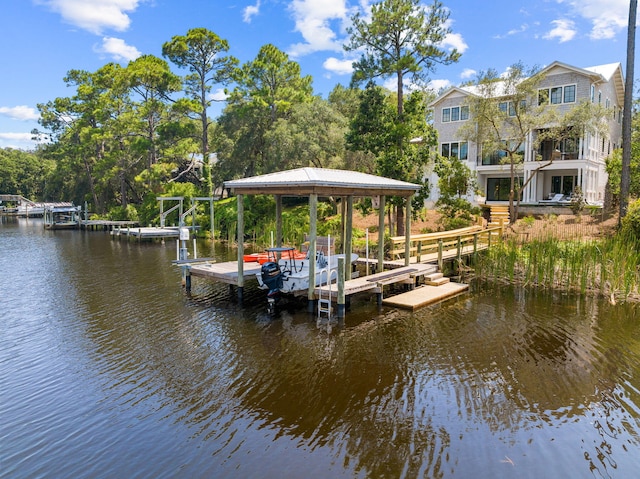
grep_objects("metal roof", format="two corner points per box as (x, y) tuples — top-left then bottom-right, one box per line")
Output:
(224, 167), (421, 197)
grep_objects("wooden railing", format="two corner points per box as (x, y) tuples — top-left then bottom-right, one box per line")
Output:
(389, 224), (504, 269)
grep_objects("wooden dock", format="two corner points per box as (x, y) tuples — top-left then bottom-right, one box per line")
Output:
(313, 263), (437, 301)
(381, 282), (469, 310)
(80, 219), (139, 231)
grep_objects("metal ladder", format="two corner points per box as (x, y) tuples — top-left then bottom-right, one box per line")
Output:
(317, 235), (332, 324)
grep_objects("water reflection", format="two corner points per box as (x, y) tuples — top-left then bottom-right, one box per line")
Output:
(3, 219), (640, 478)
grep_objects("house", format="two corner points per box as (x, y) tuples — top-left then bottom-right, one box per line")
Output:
(427, 61), (624, 209)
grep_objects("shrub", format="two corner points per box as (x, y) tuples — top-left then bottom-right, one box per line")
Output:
(621, 199), (640, 238)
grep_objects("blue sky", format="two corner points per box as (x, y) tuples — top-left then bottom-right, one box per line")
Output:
(0, 0), (635, 150)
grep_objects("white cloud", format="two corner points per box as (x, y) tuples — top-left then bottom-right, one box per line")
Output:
(428, 79), (452, 93)
(440, 20), (468, 54)
(0, 106), (40, 121)
(96, 37), (141, 62)
(323, 57), (353, 75)
(38, 0), (141, 34)
(460, 69), (476, 80)
(210, 88), (229, 102)
(0, 132), (40, 150)
(543, 19), (577, 43)
(243, 1), (261, 23)
(557, 0), (628, 40)
(287, 0), (348, 57)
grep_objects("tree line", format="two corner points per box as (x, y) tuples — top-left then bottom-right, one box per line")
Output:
(2, 0), (637, 233)
(0, 0), (460, 234)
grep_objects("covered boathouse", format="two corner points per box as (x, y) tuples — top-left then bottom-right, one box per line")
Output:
(222, 167), (422, 311)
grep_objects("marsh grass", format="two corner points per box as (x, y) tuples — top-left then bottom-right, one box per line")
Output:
(473, 229), (640, 303)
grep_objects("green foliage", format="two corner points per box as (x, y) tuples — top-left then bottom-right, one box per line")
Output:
(0, 148), (53, 200)
(620, 199), (640, 237)
(107, 204), (139, 221)
(569, 186), (586, 215)
(522, 215), (536, 228)
(216, 44), (314, 178)
(345, 0), (460, 96)
(434, 154), (480, 229)
(475, 232), (640, 303)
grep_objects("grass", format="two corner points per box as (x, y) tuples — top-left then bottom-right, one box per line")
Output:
(472, 228), (640, 303)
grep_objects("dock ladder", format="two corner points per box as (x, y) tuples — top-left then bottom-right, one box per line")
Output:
(316, 235), (333, 327)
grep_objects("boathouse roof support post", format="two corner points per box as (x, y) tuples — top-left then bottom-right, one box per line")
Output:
(307, 193), (318, 311)
(237, 194), (244, 302)
(340, 196), (346, 254)
(210, 197), (214, 241)
(404, 195), (412, 267)
(378, 195), (386, 271)
(276, 195), (283, 247)
(345, 195), (354, 280)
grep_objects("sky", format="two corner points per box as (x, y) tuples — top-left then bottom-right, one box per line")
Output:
(0, 0), (636, 150)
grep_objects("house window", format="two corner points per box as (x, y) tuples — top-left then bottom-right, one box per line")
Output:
(481, 141), (524, 165)
(591, 85), (595, 103)
(564, 85), (576, 103)
(442, 106), (468, 123)
(499, 101), (519, 116)
(486, 177), (523, 201)
(539, 85), (577, 105)
(552, 176), (577, 196)
(441, 142), (468, 160)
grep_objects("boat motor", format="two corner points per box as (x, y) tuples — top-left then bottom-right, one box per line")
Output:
(260, 262), (283, 298)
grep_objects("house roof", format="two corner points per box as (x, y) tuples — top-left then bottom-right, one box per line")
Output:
(430, 61), (625, 107)
(224, 167), (421, 197)
(584, 62), (625, 105)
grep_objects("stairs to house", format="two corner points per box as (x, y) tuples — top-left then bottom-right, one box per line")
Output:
(489, 205), (510, 226)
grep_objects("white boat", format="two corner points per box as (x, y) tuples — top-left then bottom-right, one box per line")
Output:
(16, 203), (45, 217)
(256, 246), (358, 302)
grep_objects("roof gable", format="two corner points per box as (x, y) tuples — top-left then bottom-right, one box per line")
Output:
(224, 167), (421, 197)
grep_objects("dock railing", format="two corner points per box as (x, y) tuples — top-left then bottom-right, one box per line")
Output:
(389, 224), (504, 269)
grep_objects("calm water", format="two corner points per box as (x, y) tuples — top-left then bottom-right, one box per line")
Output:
(2, 217), (640, 478)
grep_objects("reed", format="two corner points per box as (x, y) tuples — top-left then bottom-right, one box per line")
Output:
(473, 231), (640, 303)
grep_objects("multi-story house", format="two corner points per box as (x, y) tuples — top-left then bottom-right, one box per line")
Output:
(427, 61), (624, 209)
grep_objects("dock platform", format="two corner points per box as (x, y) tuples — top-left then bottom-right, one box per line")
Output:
(314, 263), (438, 300)
(80, 219), (139, 231)
(188, 260), (262, 286)
(381, 282), (469, 310)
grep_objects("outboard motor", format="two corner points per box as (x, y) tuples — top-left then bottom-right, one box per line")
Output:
(260, 262), (283, 298)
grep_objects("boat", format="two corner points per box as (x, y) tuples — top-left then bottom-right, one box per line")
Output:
(243, 249), (307, 264)
(43, 204), (81, 229)
(16, 203), (45, 217)
(256, 246), (358, 311)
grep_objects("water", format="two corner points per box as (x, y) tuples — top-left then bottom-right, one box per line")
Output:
(2, 217), (640, 478)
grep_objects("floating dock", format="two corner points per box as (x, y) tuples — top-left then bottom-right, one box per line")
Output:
(381, 282), (469, 310)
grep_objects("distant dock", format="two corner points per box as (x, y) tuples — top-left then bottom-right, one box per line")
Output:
(110, 225), (199, 240)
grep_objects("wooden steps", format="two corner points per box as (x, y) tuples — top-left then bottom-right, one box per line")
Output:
(424, 272), (450, 286)
(489, 205), (510, 227)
